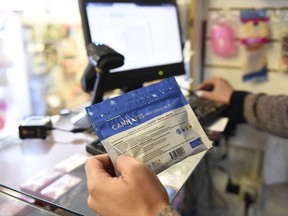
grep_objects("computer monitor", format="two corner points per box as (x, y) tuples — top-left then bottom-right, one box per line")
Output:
(78, 0), (185, 92)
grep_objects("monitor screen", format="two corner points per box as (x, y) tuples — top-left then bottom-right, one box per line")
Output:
(78, 0), (185, 91)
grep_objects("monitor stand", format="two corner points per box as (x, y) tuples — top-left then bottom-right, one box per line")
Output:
(90, 70), (107, 105)
(120, 84), (143, 94)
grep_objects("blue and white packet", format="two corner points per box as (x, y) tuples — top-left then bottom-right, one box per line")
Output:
(85, 77), (212, 174)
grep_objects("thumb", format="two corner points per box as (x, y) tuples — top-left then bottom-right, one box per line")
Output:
(116, 154), (142, 175)
(116, 154), (149, 179)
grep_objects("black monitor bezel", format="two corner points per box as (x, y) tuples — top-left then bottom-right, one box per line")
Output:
(78, 0), (186, 91)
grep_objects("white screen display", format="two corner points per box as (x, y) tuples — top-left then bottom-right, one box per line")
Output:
(86, 2), (183, 72)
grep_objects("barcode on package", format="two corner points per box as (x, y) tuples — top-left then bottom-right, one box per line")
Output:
(169, 147), (186, 160)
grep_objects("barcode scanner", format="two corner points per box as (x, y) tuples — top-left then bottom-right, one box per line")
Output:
(87, 43), (124, 71)
(81, 43), (125, 93)
(73, 44), (125, 128)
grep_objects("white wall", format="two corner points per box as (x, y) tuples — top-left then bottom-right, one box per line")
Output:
(201, 0), (288, 95)
(198, 0), (288, 187)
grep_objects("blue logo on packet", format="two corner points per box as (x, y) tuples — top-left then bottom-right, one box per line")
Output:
(86, 77), (188, 140)
(190, 138), (202, 148)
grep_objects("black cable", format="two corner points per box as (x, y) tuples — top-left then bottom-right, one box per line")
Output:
(45, 126), (90, 133)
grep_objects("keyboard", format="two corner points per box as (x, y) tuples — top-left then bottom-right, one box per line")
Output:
(86, 94), (228, 155)
(187, 93), (228, 126)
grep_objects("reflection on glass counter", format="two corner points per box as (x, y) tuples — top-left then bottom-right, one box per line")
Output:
(0, 185), (80, 215)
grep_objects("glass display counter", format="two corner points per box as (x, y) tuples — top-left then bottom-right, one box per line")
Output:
(0, 113), (207, 215)
(0, 185), (80, 216)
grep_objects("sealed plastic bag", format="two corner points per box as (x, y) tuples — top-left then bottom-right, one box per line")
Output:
(86, 77), (212, 174)
(240, 9), (270, 82)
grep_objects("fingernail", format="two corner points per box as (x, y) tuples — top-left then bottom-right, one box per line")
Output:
(195, 90), (203, 97)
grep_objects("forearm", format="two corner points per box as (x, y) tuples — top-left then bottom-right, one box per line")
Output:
(243, 93), (288, 138)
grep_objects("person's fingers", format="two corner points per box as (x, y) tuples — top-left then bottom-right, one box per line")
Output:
(115, 154), (141, 177)
(85, 154), (117, 214)
(116, 154), (168, 199)
(115, 154), (161, 189)
(197, 90), (214, 100)
(85, 155), (114, 191)
(95, 154), (116, 176)
(198, 80), (214, 90)
(86, 154), (113, 176)
(198, 77), (218, 89)
(86, 153), (170, 216)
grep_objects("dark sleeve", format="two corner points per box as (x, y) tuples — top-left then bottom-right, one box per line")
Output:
(228, 91), (250, 123)
(226, 91), (288, 138)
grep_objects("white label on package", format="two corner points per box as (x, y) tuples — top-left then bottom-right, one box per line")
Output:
(86, 77), (212, 174)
